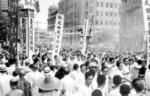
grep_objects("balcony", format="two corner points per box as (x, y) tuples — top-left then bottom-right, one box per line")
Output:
(119, 0), (141, 13)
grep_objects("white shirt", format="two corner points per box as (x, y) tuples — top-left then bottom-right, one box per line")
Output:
(70, 70), (79, 81)
(74, 84), (92, 96)
(7, 64), (16, 75)
(0, 73), (12, 96)
(25, 71), (44, 96)
(61, 75), (75, 96)
(108, 87), (121, 96)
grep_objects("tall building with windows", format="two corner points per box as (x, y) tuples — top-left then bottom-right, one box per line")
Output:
(47, 5), (58, 32)
(119, 0), (145, 52)
(58, 0), (121, 48)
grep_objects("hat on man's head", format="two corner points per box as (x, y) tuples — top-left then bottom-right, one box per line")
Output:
(0, 64), (7, 72)
(43, 67), (51, 76)
(89, 62), (98, 68)
(60, 61), (67, 68)
(37, 76), (63, 91)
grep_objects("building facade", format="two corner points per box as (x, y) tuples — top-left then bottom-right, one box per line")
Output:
(58, 0), (121, 49)
(119, 0), (145, 52)
(47, 5), (58, 32)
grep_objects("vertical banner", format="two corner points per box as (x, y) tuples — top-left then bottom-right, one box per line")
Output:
(28, 9), (35, 58)
(82, 19), (89, 54)
(53, 14), (64, 57)
(142, 0), (150, 70)
(19, 11), (29, 56)
(19, 9), (35, 58)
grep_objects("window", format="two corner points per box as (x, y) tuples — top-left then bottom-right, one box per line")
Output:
(100, 11), (103, 16)
(105, 20), (108, 25)
(106, 2), (109, 8)
(115, 12), (117, 17)
(105, 11), (108, 16)
(96, 20), (99, 25)
(115, 3), (118, 8)
(101, 2), (104, 7)
(97, 2), (99, 7)
(110, 3), (113, 8)
(109, 21), (112, 25)
(110, 12), (112, 17)
(97, 11), (99, 16)
(100, 20), (103, 25)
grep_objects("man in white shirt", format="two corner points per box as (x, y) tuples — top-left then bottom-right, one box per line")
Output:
(61, 67), (76, 96)
(73, 71), (94, 96)
(0, 65), (12, 96)
(108, 75), (122, 96)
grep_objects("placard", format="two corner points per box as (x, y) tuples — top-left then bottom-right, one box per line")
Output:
(82, 19), (89, 54)
(53, 14), (64, 56)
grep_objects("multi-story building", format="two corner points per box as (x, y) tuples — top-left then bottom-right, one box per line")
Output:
(0, 0), (9, 14)
(58, 0), (121, 49)
(119, 0), (145, 52)
(47, 5), (58, 32)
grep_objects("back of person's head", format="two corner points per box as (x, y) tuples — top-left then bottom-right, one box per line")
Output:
(55, 69), (65, 80)
(85, 71), (94, 80)
(113, 75), (122, 86)
(97, 74), (106, 87)
(148, 64), (150, 70)
(120, 84), (130, 96)
(73, 64), (79, 70)
(10, 78), (18, 87)
(18, 69), (26, 78)
(92, 89), (102, 96)
(132, 79), (144, 92)
(116, 61), (122, 67)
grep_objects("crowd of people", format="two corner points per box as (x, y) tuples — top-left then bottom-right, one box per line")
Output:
(0, 47), (149, 96)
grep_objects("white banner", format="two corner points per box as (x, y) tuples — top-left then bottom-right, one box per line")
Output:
(82, 20), (89, 54)
(20, 17), (29, 56)
(53, 14), (64, 57)
(28, 10), (35, 58)
(142, 0), (150, 69)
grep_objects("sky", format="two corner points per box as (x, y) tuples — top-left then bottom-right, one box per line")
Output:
(35, 0), (59, 29)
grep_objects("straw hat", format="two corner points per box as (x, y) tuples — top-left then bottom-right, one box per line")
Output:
(43, 67), (51, 75)
(37, 76), (63, 91)
(0, 65), (7, 72)
(89, 62), (98, 68)
(60, 61), (67, 68)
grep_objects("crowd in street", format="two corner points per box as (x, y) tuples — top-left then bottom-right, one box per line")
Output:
(0, 47), (149, 96)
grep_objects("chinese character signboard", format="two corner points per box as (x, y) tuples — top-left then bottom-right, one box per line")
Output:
(28, 9), (35, 58)
(19, 9), (35, 57)
(142, 0), (150, 69)
(19, 9), (29, 56)
(53, 14), (64, 56)
(82, 19), (89, 54)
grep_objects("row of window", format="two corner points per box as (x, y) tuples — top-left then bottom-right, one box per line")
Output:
(97, 2), (120, 8)
(96, 20), (120, 26)
(97, 11), (119, 17)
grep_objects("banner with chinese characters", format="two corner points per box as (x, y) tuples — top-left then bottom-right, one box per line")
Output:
(53, 14), (64, 56)
(19, 9), (35, 57)
(28, 9), (35, 58)
(82, 19), (89, 54)
(142, 0), (150, 69)
(19, 10), (29, 56)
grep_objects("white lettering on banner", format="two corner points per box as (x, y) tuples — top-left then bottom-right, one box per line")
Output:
(53, 14), (64, 57)
(142, 0), (150, 71)
(82, 20), (89, 54)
